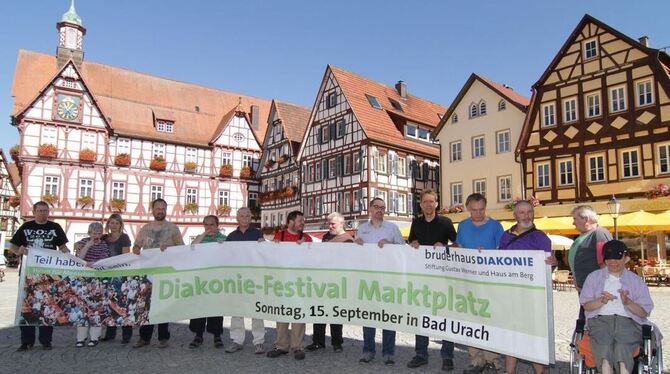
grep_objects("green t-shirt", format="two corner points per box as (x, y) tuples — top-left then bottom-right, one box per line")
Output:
(568, 231), (590, 272)
(200, 231), (227, 243)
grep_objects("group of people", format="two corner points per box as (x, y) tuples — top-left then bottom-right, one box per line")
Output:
(9, 189), (656, 373)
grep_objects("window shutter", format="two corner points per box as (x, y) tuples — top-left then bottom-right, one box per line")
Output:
(391, 191), (397, 213)
(322, 159), (329, 179)
(408, 194), (414, 215)
(330, 122), (337, 141)
(317, 127), (323, 144)
(342, 121), (348, 138)
(411, 160), (419, 178)
(434, 167), (440, 182)
(337, 155), (343, 176)
(390, 155), (396, 175)
(422, 164), (430, 181)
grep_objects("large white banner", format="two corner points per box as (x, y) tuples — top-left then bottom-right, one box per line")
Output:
(18, 242), (555, 364)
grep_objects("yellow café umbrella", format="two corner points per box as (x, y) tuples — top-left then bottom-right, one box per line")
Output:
(533, 216), (577, 235)
(615, 210), (670, 233)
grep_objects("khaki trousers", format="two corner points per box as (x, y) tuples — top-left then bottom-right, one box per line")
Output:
(274, 322), (305, 351)
(469, 347), (502, 368)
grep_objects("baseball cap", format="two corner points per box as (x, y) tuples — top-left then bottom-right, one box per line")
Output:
(603, 240), (628, 260)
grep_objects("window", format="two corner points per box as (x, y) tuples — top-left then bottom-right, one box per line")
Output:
(564, 98), (577, 122)
(156, 119), (174, 133)
(659, 144), (670, 175)
(472, 136), (485, 158)
(496, 130), (511, 154)
(315, 162), (321, 181)
(353, 151), (362, 173)
(328, 158), (336, 178)
(621, 149), (639, 178)
(320, 125), (330, 143)
(185, 147), (197, 163)
(82, 132), (96, 150)
(343, 192), (351, 213)
(450, 141), (462, 162)
(326, 93), (337, 108)
(418, 128), (430, 141)
(452, 114), (458, 124)
(451, 183), (463, 205)
(41, 127), (57, 144)
(353, 190), (362, 211)
(479, 101), (487, 116)
(473, 179), (486, 198)
(366, 94), (382, 109)
(586, 93), (601, 118)
(112, 182), (125, 200)
(537, 163), (550, 188)
(79, 179), (93, 198)
(588, 155), (606, 182)
(376, 153), (387, 173)
(243, 154), (253, 168)
(558, 159), (574, 186)
(117, 138), (130, 155)
(218, 190), (229, 206)
(397, 193), (407, 213)
(222, 152), (232, 165)
(498, 176), (512, 202)
(470, 104), (478, 118)
(44, 176), (59, 196)
(406, 124), (417, 137)
(542, 103), (555, 127)
(344, 154), (352, 175)
(186, 188), (197, 204)
(152, 143), (165, 158)
(336, 119), (346, 138)
(315, 196), (322, 216)
(584, 39), (598, 59)
(389, 99), (403, 111)
(498, 100), (506, 111)
(249, 192), (258, 208)
(375, 189), (387, 205)
(636, 80), (653, 107)
(397, 157), (406, 177)
(150, 185), (163, 201)
(610, 86), (626, 113)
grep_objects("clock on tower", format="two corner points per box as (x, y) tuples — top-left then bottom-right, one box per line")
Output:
(56, 94), (81, 121)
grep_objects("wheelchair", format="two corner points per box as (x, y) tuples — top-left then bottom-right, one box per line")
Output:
(569, 319), (663, 374)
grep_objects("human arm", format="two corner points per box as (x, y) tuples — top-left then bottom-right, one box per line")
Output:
(619, 289), (649, 318)
(75, 239), (93, 259)
(582, 291), (617, 311)
(55, 224), (69, 253)
(408, 220), (418, 248)
(10, 226), (27, 255)
(538, 233), (557, 266)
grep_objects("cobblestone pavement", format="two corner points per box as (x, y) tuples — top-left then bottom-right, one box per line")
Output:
(1, 268), (668, 373)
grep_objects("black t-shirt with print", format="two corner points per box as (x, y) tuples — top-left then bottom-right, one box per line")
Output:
(10, 220), (68, 250)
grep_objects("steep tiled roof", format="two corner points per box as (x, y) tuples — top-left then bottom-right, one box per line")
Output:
(329, 65), (445, 157)
(274, 101), (311, 144)
(12, 50), (271, 146)
(478, 75), (530, 108)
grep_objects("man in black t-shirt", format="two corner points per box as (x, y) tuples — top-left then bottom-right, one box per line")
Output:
(10, 201), (69, 352)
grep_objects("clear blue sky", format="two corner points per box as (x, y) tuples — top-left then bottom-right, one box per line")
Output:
(2, 0), (669, 154)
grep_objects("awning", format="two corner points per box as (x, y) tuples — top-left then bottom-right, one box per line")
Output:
(533, 216), (577, 235)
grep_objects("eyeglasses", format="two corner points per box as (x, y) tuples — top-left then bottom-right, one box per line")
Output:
(371, 205), (385, 210)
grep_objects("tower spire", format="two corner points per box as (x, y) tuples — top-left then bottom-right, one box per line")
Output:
(61, 0), (83, 26)
(56, 0), (87, 68)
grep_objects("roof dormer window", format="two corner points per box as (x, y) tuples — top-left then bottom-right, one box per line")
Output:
(389, 98), (403, 112)
(156, 119), (174, 133)
(366, 94), (383, 110)
(584, 38), (598, 60)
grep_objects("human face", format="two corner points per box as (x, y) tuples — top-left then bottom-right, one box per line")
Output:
(467, 200), (486, 223)
(420, 194), (438, 217)
(108, 218), (122, 234)
(152, 201), (167, 221)
(327, 217), (343, 234)
(370, 200), (385, 221)
(236, 210), (252, 228)
(33, 205), (49, 223)
(572, 213), (590, 233)
(605, 256), (629, 275)
(89, 229), (103, 242)
(288, 215), (305, 232)
(514, 204), (534, 229)
(203, 218), (219, 236)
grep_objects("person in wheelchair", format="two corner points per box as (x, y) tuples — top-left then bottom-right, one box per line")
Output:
(579, 240), (653, 374)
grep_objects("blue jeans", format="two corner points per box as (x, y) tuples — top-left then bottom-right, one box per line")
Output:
(362, 327), (395, 356)
(415, 335), (454, 359)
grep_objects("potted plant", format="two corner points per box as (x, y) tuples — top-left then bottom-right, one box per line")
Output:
(110, 198), (125, 212)
(264, 159), (275, 168)
(150, 155), (167, 171)
(8, 194), (21, 208)
(217, 205), (232, 217)
(219, 164), (233, 177)
(184, 202), (199, 214)
(9, 145), (19, 163)
(77, 195), (94, 208)
(447, 203), (465, 214)
(79, 148), (96, 162)
(239, 166), (253, 179)
(646, 184), (670, 199)
(284, 186), (295, 198)
(184, 161), (198, 173)
(278, 154), (289, 164)
(38, 144), (58, 158)
(114, 153), (131, 166)
(42, 193), (59, 206)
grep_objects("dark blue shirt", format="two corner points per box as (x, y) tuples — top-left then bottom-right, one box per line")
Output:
(226, 227), (263, 242)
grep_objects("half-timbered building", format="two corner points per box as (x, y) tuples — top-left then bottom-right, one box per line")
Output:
(0, 150), (21, 247)
(517, 15), (670, 206)
(257, 100), (310, 228)
(297, 65), (445, 230)
(10, 4), (270, 244)
(435, 73), (529, 211)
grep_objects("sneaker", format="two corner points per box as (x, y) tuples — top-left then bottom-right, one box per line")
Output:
(133, 339), (150, 348)
(254, 343), (265, 354)
(407, 356), (429, 368)
(214, 337), (224, 349)
(305, 342), (325, 351)
(225, 342), (243, 353)
(384, 355), (395, 366)
(17, 343), (33, 352)
(42, 343), (53, 350)
(188, 336), (203, 349)
(87, 340), (99, 347)
(75, 341), (85, 348)
(157, 340), (169, 348)
(333, 344), (343, 353)
(463, 364), (485, 374)
(359, 352), (375, 363)
(442, 359), (455, 371)
(266, 348), (288, 358)
(294, 350), (305, 360)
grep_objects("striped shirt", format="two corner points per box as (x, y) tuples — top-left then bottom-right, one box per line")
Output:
(76, 237), (110, 262)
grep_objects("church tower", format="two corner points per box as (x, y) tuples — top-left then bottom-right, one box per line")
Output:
(56, 0), (86, 68)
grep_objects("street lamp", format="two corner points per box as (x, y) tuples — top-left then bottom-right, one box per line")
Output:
(607, 195), (621, 240)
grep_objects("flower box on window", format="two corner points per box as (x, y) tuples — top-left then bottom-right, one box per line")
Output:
(264, 159), (275, 168)
(77, 195), (94, 208)
(10, 145), (19, 163)
(217, 205), (232, 217)
(150, 156), (167, 171)
(79, 148), (96, 162)
(184, 161), (198, 173)
(240, 166), (253, 179)
(8, 194), (21, 208)
(184, 202), (199, 214)
(38, 144), (58, 158)
(278, 154), (289, 164)
(646, 184), (670, 199)
(110, 198), (126, 212)
(114, 153), (130, 166)
(219, 164), (233, 177)
(283, 186), (295, 198)
(42, 193), (59, 206)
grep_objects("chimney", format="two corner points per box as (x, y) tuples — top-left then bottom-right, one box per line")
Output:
(395, 80), (407, 98)
(251, 105), (260, 130)
(639, 35), (650, 47)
